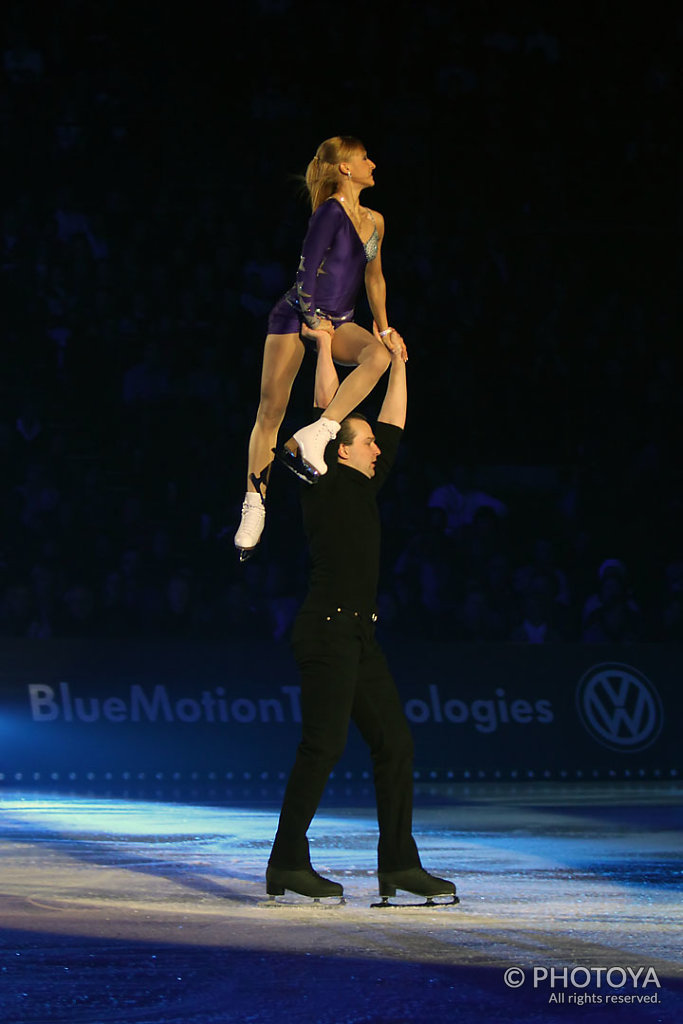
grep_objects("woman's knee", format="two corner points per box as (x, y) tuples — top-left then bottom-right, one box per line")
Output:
(256, 334), (303, 429)
(255, 392), (287, 432)
(363, 341), (391, 373)
(333, 325), (391, 371)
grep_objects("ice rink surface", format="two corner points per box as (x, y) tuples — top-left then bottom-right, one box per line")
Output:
(0, 783), (681, 1023)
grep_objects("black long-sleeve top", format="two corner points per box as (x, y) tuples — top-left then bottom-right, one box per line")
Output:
(299, 420), (402, 615)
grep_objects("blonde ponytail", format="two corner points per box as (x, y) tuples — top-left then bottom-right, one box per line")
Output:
(304, 136), (364, 211)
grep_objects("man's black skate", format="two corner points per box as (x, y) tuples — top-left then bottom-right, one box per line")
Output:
(266, 865), (345, 904)
(372, 867), (458, 908)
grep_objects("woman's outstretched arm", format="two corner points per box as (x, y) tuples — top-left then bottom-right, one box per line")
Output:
(364, 211), (389, 332)
(295, 201), (344, 330)
(364, 211), (406, 360)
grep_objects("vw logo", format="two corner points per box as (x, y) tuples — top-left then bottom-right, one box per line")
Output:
(576, 663), (663, 752)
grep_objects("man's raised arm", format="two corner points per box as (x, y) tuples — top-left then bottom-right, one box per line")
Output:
(378, 349), (407, 429)
(312, 332), (340, 411)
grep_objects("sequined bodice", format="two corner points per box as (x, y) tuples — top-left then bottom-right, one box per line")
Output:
(363, 225), (379, 262)
(334, 199), (379, 262)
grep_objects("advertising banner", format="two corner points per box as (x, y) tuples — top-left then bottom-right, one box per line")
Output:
(0, 638), (679, 792)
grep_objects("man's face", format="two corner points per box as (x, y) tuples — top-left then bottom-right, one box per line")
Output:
(339, 420), (381, 478)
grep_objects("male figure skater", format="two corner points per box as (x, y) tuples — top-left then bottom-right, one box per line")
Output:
(267, 335), (457, 906)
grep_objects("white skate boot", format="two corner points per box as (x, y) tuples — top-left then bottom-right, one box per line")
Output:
(275, 417), (340, 484)
(234, 492), (266, 561)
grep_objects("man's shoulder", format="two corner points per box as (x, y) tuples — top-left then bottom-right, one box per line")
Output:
(375, 421), (403, 444)
(372, 421), (402, 490)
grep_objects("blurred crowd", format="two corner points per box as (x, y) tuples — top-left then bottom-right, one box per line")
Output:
(1, 2), (680, 644)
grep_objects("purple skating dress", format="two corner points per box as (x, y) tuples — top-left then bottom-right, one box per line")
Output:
(267, 198), (379, 335)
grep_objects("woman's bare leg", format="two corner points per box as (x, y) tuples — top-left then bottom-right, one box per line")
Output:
(235, 332), (304, 557)
(324, 323), (391, 422)
(277, 325), (391, 483)
(246, 332), (305, 496)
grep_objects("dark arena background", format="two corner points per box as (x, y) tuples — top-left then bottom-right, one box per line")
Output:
(0, 2), (681, 1023)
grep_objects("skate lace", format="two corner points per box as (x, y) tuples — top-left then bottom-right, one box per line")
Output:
(241, 501), (265, 517)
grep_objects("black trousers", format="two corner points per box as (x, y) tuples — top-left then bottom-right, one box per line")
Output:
(269, 608), (420, 872)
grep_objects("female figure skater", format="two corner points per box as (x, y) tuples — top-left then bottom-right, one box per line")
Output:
(234, 135), (405, 560)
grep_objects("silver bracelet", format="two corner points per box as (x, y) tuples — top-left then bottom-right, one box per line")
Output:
(379, 328), (394, 337)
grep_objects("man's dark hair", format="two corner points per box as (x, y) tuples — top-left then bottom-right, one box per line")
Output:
(337, 413), (370, 449)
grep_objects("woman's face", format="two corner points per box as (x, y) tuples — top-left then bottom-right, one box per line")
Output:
(344, 149), (376, 187)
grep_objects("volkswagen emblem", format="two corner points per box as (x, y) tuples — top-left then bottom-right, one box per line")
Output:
(576, 663), (663, 752)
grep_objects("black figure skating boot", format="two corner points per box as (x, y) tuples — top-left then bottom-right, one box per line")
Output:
(266, 865), (345, 904)
(373, 867), (458, 908)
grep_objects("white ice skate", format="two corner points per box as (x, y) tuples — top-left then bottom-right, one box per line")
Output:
(234, 493), (266, 561)
(275, 417), (340, 484)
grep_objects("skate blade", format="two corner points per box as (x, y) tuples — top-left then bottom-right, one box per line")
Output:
(236, 545), (256, 562)
(273, 444), (320, 484)
(262, 893), (346, 908)
(371, 894), (459, 909)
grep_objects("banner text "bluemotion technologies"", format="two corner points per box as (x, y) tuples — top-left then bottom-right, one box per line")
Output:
(28, 683), (553, 731)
